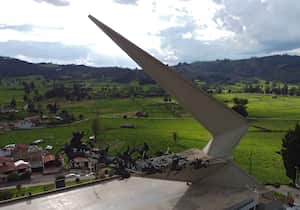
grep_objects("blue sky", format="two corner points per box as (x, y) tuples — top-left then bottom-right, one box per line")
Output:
(1, 0), (300, 67)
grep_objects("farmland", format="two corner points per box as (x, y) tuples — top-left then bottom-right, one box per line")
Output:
(0, 79), (299, 184)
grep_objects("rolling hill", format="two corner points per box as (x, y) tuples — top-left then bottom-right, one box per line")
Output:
(1, 54), (300, 83)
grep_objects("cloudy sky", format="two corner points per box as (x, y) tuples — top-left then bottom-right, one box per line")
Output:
(1, 0), (300, 67)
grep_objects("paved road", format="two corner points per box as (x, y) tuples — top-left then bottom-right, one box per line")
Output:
(0, 173), (94, 190)
(0, 173), (56, 189)
(0, 177), (189, 210)
(102, 115), (300, 121)
(0, 175), (261, 210)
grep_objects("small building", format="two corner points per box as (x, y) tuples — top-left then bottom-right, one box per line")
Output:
(12, 144), (43, 170)
(136, 111), (148, 118)
(3, 144), (15, 151)
(14, 160), (32, 177)
(42, 154), (64, 175)
(0, 149), (11, 157)
(120, 124), (136, 129)
(0, 157), (31, 183)
(0, 123), (11, 132)
(14, 120), (35, 129)
(0, 157), (16, 183)
(41, 115), (49, 120)
(45, 145), (53, 150)
(89, 136), (95, 141)
(13, 116), (41, 130)
(70, 156), (98, 171)
(31, 139), (44, 145)
(24, 116), (41, 125)
(54, 116), (64, 121)
(0, 107), (18, 114)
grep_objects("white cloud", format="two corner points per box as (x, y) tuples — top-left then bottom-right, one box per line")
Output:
(212, 0), (300, 53)
(33, 0), (70, 6)
(0, 40), (136, 67)
(0, 0), (300, 66)
(113, 0), (139, 5)
(159, 0), (300, 62)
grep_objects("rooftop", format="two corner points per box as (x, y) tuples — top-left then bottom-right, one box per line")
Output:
(42, 154), (55, 164)
(0, 157), (13, 164)
(0, 162), (16, 173)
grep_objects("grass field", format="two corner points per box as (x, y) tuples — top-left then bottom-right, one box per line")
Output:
(0, 178), (94, 200)
(216, 93), (300, 119)
(0, 87), (299, 184)
(0, 87), (24, 104)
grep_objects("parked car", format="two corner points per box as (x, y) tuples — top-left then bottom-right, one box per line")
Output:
(65, 173), (81, 178)
(85, 172), (95, 177)
(31, 139), (44, 145)
(45, 145), (53, 150)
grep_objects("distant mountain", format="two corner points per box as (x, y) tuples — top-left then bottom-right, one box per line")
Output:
(175, 55), (300, 83)
(1, 54), (300, 83)
(0, 56), (154, 84)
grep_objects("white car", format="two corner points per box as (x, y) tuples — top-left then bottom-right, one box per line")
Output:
(65, 173), (81, 178)
(45, 145), (53, 150)
(85, 172), (95, 177)
(32, 139), (44, 145)
(89, 136), (95, 141)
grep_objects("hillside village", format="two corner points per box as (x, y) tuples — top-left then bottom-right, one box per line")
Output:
(0, 132), (124, 185)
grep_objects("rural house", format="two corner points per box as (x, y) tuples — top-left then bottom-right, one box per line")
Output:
(0, 157), (31, 183)
(11, 144), (43, 170)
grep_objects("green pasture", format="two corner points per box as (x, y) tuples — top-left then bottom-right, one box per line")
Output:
(0, 87), (24, 104)
(215, 93), (300, 119)
(0, 117), (295, 184)
(1, 83), (300, 184)
(63, 97), (180, 118)
(63, 93), (300, 120)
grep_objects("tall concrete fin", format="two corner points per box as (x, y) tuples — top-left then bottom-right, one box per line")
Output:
(88, 14), (248, 158)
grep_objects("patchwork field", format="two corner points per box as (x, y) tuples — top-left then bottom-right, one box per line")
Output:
(0, 87), (299, 184)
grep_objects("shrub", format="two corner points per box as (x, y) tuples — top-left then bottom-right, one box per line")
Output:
(0, 191), (13, 201)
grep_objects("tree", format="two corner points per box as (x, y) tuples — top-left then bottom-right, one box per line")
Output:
(232, 97), (248, 117)
(59, 110), (75, 123)
(27, 100), (37, 113)
(47, 102), (59, 114)
(91, 114), (101, 141)
(281, 123), (300, 185)
(23, 82), (31, 94)
(164, 95), (172, 102)
(79, 114), (84, 121)
(30, 81), (36, 90)
(215, 86), (222, 94)
(0, 191), (13, 201)
(172, 131), (178, 144)
(10, 98), (17, 109)
(281, 84), (289, 95)
(233, 97), (248, 106)
(23, 94), (29, 103)
(264, 85), (271, 94)
(232, 104), (248, 117)
(34, 89), (39, 96)
(289, 87), (298, 96)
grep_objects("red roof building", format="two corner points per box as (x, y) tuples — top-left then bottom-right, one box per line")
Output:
(0, 161), (16, 174)
(42, 154), (63, 175)
(0, 158), (31, 183)
(42, 154), (56, 164)
(12, 144), (43, 169)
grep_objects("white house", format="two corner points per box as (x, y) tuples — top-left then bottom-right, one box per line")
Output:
(14, 120), (35, 129)
(70, 157), (98, 171)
